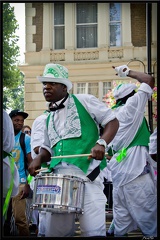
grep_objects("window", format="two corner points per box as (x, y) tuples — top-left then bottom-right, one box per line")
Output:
(103, 82), (112, 96)
(77, 83), (87, 94)
(77, 82), (98, 98)
(76, 3), (97, 48)
(88, 83), (98, 97)
(54, 3), (65, 49)
(109, 3), (121, 47)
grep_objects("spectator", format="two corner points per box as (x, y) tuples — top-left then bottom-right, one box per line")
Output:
(22, 125), (32, 136)
(8, 109), (33, 236)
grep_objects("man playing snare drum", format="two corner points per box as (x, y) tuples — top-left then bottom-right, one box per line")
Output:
(28, 63), (119, 237)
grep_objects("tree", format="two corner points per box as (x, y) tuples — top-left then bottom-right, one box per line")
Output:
(3, 3), (24, 110)
(3, 72), (25, 111)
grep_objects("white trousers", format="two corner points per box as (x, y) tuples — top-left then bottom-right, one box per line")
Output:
(38, 211), (46, 236)
(113, 173), (157, 237)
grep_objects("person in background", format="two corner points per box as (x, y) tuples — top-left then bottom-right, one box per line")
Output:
(3, 110), (19, 226)
(22, 125), (32, 136)
(8, 109), (33, 236)
(107, 65), (157, 237)
(28, 63), (119, 237)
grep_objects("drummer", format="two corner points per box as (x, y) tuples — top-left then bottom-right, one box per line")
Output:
(28, 63), (119, 237)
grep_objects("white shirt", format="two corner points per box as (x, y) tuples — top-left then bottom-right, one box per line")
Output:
(107, 83), (154, 187)
(31, 113), (50, 159)
(3, 110), (19, 197)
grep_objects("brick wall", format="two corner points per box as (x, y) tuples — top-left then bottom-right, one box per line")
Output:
(33, 3), (43, 52)
(131, 3), (146, 47)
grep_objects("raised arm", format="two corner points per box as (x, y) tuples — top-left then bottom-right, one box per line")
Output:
(113, 65), (155, 89)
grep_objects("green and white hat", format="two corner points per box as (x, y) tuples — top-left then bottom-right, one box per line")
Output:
(113, 83), (137, 100)
(37, 63), (72, 91)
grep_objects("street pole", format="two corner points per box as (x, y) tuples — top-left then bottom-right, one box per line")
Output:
(146, 2), (153, 133)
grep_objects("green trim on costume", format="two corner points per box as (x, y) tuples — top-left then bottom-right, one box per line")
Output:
(111, 101), (124, 109)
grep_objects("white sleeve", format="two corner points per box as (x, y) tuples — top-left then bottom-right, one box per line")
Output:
(75, 94), (117, 127)
(40, 121), (53, 155)
(3, 110), (15, 153)
(31, 114), (53, 157)
(31, 115), (46, 150)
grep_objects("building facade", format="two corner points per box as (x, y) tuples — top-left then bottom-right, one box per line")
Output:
(19, 2), (157, 129)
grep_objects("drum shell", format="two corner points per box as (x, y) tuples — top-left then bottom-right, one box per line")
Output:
(32, 173), (85, 213)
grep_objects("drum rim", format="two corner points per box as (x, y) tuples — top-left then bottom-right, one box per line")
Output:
(36, 173), (84, 182)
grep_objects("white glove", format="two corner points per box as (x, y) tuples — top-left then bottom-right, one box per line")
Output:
(114, 65), (130, 77)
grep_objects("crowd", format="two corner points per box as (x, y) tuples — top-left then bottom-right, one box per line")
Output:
(3, 63), (157, 237)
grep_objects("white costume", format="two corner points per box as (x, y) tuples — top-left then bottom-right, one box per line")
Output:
(40, 94), (116, 237)
(107, 83), (157, 237)
(3, 110), (19, 224)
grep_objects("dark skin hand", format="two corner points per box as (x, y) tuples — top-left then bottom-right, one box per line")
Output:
(28, 148), (51, 177)
(20, 183), (31, 199)
(89, 118), (119, 160)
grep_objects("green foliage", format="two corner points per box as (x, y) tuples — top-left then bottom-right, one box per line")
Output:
(3, 72), (25, 111)
(3, 3), (24, 110)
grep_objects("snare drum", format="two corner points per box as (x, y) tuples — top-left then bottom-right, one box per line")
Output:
(32, 172), (85, 214)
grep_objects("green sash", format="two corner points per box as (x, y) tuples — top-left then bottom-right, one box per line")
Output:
(115, 117), (150, 162)
(48, 95), (106, 173)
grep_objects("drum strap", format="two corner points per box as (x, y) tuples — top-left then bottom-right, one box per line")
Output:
(86, 165), (100, 181)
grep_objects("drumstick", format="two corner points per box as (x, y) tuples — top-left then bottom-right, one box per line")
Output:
(35, 153), (108, 173)
(35, 168), (49, 173)
(51, 152), (108, 159)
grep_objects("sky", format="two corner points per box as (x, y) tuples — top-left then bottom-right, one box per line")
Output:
(10, 3), (25, 64)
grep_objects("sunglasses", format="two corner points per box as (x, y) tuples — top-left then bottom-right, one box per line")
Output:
(24, 130), (31, 134)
